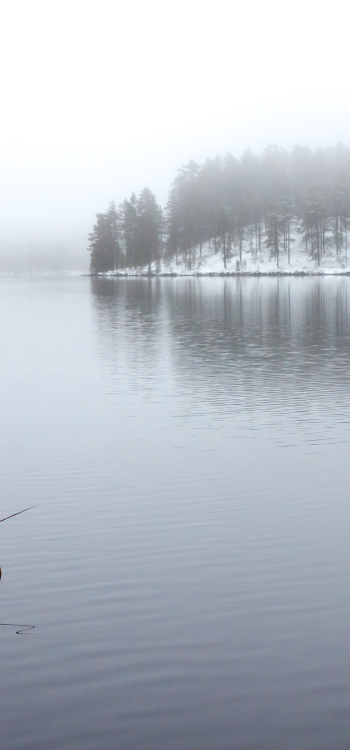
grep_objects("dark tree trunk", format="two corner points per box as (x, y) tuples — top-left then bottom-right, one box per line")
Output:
(287, 219), (291, 264)
(336, 215), (339, 259)
(274, 219), (279, 269)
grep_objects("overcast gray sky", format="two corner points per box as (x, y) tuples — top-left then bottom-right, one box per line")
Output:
(1, 0), (349, 269)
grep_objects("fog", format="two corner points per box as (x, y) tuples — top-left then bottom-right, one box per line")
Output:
(1, 0), (349, 271)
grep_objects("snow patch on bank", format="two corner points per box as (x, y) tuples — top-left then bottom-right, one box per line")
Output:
(102, 232), (350, 277)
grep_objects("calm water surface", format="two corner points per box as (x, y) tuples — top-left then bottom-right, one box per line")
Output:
(0, 275), (350, 749)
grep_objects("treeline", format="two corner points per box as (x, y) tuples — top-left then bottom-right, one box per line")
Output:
(88, 144), (350, 272)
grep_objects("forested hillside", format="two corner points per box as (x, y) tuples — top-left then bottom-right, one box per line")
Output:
(88, 144), (350, 273)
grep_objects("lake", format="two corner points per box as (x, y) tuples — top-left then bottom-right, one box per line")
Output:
(0, 275), (350, 750)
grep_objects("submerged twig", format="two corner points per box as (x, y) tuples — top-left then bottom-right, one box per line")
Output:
(0, 506), (37, 524)
(0, 506), (37, 632)
(0, 623), (35, 635)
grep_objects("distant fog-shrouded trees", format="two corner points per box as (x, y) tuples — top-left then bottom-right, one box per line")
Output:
(89, 190), (163, 273)
(88, 144), (350, 272)
(88, 201), (120, 273)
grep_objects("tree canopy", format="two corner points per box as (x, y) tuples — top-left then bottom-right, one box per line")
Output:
(88, 144), (350, 272)
(88, 191), (162, 273)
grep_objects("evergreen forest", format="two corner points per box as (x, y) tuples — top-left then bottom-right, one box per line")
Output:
(88, 144), (350, 273)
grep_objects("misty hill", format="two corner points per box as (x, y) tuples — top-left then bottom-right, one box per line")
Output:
(89, 143), (350, 275)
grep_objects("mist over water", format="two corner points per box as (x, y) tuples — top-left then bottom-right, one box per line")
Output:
(1, 276), (350, 750)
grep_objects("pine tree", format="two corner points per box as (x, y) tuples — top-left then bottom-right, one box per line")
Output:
(118, 194), (138, 268)
(136, 188), (162, 272)
(88, 201), (120, 273)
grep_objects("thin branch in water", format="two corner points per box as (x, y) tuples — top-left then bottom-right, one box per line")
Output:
(0, 623), (35, 635)
(0, 507), (37, 632)
(0, 506), (37, 524)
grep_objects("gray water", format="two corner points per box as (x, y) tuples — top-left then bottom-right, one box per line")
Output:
(1, 275), (350, 750)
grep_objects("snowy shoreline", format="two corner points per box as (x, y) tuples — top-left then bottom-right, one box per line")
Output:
(101, 269), (350, 277)
(94, 236), (350, 278)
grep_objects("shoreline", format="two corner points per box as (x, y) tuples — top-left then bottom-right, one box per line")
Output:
(88, 269), (350, 278)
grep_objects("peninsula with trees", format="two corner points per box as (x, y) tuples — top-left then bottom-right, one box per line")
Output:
(88, 144), (350, 275)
